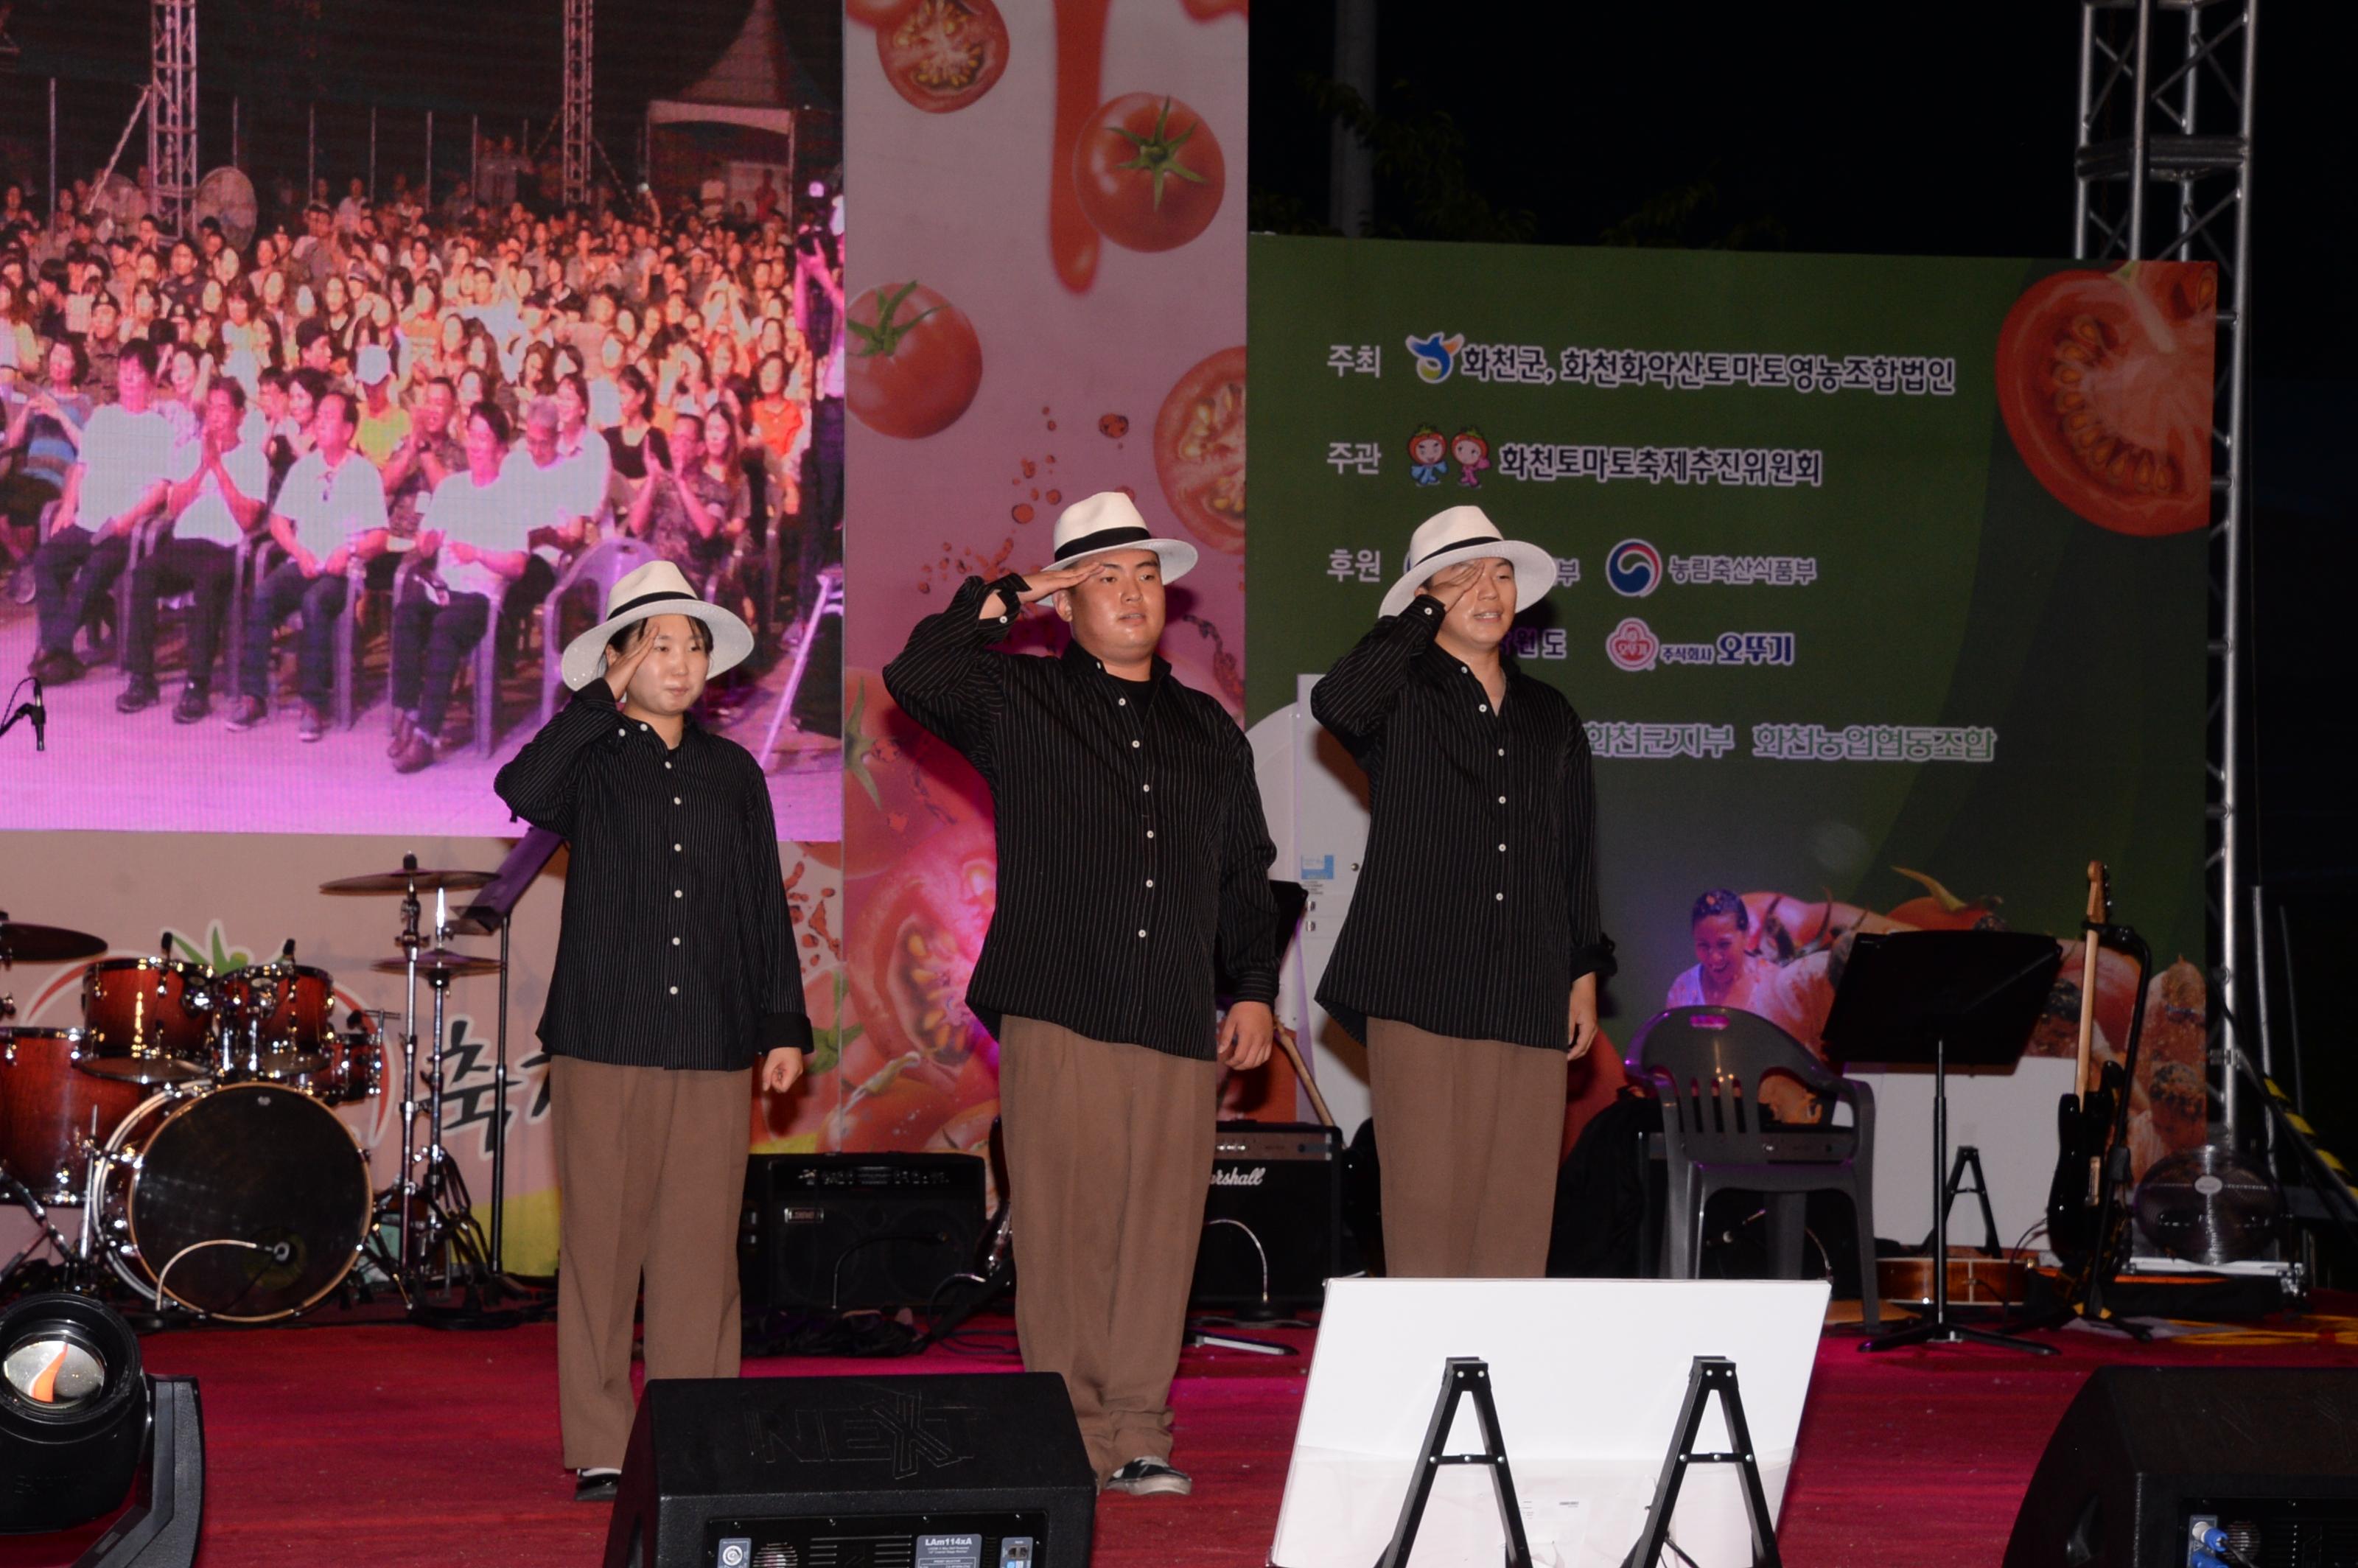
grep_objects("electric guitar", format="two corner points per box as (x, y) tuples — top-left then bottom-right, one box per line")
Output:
(2046, 861), (2124, 1265)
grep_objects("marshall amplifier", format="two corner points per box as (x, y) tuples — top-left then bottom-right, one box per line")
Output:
(603, 1373), (1094, 1568)
(1189, 1121), (1343, 1312)
(740, 1153), (987, 1314)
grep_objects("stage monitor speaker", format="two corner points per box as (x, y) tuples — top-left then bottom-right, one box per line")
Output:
(602, 1373), (1094, 1568)
(2001, 1365), (2358, 1568)
(740, 1152), (986, 1315)
(1190, 1121), (1342, 1312)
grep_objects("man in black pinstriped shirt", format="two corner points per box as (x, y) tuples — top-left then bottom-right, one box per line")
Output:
(1312, 505), (1615, 1281)
(886, 491), (1280, 1499)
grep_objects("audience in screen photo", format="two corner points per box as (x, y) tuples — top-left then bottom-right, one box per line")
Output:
(1664, 886), (1847, 1125)
(0, 153), (844, 781)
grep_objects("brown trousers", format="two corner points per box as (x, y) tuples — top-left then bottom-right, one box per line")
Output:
(996, 1015), (1218, 1482)
(1366, 1018), (1567, 1278)
(550, 1054), (753, 1469)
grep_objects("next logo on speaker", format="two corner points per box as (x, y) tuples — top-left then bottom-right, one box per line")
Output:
(745, 1387), (981, 1481)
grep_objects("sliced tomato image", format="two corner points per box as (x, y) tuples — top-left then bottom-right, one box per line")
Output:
(846, 0), (916, 27)
(843, 819), (998, 1100)
(847, 280), (984, 440)
(1153, 344), (1245, 553)
(1072, 94), (1227, 253)
(878, 0), (1009, 113)
(1995, 260), (2216, 537)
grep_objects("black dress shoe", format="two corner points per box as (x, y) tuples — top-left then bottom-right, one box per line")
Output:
(115, 676), (161, 714)
(1102, 1457), (1193, 1497)
(574, 1467), (620, 1502)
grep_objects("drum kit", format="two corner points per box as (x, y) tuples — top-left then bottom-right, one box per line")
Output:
(0, 866), (531, 1326)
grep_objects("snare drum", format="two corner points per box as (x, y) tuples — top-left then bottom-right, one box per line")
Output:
(95, 1082), (371, 1320)
(213, 962), (336, 1079)
(78, 959), (214, 1083)
(0, 1028), (147, 1204)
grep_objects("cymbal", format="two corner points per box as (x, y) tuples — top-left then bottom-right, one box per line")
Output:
(371, 950), (503, 979)
(0, 921), (110, 963)
(321, 868), (496, 895)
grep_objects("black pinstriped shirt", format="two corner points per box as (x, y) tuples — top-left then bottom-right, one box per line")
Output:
(1312, 594), (1615, 1051)
(493, 680), (811, 1069)
(884, 575), (1281, 1060)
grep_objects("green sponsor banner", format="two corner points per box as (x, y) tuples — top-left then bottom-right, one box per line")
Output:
(1249, 234), (2210, 1032)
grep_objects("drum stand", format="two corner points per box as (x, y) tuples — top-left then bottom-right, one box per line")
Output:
(0, 1163), (88, 1295)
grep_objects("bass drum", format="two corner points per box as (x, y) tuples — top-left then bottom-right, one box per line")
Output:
(97, 1083), (371, 1320)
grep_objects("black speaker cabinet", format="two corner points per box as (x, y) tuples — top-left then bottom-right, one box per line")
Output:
(1189, 1121), (1343, 1312)
(604, 1373), (1094, 1568)
(741, 1153), (987, 1314)
(2002, 1365), (2358, 1567)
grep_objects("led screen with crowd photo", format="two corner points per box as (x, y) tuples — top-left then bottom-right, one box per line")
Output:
(0, 111), (844, 841)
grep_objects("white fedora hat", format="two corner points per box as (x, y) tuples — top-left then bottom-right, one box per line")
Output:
(1377, 505), (1558, 620)
(1043, 491), (1197, 584)
(559, 558), (756, 690)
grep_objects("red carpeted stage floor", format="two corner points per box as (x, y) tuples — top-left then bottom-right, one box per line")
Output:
(1, 1306), (2350, 1567)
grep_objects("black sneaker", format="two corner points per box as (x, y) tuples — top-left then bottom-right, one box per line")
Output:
(115, 676), (161, 714)
(225, 696), (267, 731)
(1102, 1457), (1192, 1497)
(574, 1466), (620, 1503)
(172, 685), (211, 724)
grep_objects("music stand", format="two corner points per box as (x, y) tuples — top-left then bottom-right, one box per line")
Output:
(1825, 931), (2062, 1354)
(450, 826), (564, 1278)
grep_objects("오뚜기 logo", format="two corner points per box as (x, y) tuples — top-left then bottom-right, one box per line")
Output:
(1607, 617), (1661, 673)
(1405, 332), (1465, 384)
(1606, 539), (1662, 598)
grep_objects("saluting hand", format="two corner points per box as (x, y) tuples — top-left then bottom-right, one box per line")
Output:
(602, 623), (655, 700)
(1217, 1001), (1276, 1071)
(978, 561), (1102, 622)
(1425, 561), (1484, 612)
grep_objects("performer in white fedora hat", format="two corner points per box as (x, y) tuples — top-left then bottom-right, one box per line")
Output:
(1312, 503), (1614, 1278)
(883, 489), (1276, 1497)
(497, 558), (804, 1502)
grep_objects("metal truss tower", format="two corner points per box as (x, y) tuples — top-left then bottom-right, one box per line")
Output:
(150, 0), (199, 233)
(562, 0), (593, 206)
(2073, 0), (2258, 1132)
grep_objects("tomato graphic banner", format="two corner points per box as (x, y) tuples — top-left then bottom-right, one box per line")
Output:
(1248, 237), (2214, 1244)
(833, 0), (1248, 1157)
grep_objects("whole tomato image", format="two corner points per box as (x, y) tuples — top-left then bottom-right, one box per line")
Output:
(1072, 94), (1226, 253)
(844, 819), (998, 1105)
(877, 0), (1009, 113)
(1153, 345), (1245, 553)
(1995, 260), (2215, 536)
(847, 280), (983, 440)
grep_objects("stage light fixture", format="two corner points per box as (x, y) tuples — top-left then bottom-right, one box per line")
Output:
(1, 1292), (204, 1567)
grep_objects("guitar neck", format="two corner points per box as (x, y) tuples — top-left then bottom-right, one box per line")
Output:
(2073, 860), (2108, 1103)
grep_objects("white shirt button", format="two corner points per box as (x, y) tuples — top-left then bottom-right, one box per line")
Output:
(1130, 739), (1141, 749)
(664, 762), (671, 770)
(1495, 892), (1505, 902)
(1137, 929), (1147, 938)
(1497, 748), (1505, 757)
(1118, 697), (1127, 706)
(673, 843), (682, 852)
(1477, 704), (1488, 713)
(1146, 879), (1155, 888)
(1142, 783), (1151, 792)
(673, 889), (683, 898)
(673, 796), (682, 805)
(638, 723), (648, 731)
(1147, 829), (1155, 839)
(1497, 795), (1507, 804)
(668, 985), (678, 995)
(1498, 844), (1507, 852)
(671, 937), (680, 945)
(1459, 664), (1469, 673)
(615, 727), (625, 735)
(998, 615), (1010, 623)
